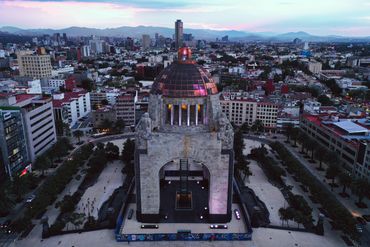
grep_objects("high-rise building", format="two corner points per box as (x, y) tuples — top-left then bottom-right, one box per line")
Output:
(0, 102), (28, 182)
(17, 51), (52, 79)
(142, 34), (151, 50)
(80, 45), (91, 58)
(175, 19), (183, 49)
(0, 93), (57, 181)
(16, 94), (57, 162)
(116, 94), (135, 127)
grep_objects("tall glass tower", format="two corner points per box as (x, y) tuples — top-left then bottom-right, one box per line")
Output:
(175, 19), (183, 49)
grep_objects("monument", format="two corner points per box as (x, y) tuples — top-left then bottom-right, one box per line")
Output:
(135, 47), (234, 223)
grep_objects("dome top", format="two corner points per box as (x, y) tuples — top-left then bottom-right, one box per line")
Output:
(151, 48), (218, 98)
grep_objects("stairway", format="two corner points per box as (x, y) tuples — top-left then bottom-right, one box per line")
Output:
(179, 159), (189, 194)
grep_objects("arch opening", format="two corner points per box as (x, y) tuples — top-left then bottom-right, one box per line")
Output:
(158, 158), (210, 223)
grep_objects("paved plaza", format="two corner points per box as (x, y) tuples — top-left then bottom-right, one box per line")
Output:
(75, 160), (125, 220)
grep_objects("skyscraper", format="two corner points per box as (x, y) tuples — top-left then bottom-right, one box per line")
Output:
(142, 34), (150, 50)
(175, 19), (183, 49)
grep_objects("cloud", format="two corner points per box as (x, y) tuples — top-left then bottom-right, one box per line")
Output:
(0, 0), (370, 36)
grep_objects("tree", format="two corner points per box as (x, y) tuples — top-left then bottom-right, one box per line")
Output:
(352, 178), (369, 205)
(55, 120), (69, 136)
(99, 118), (113, 131)
(284, 123), (294, 142)
(317, 94), (333, 106)
(326, 164), (341, 189)
(305, 138), (316, 160)
(73, 130), (84, 143)
(81, 79), (94, 92)
(293, 210), (305, 229)
(298, 131), (308, 153)
(114, 119), (126, 133)
(101, 99), (109, 105)
(105, 142), (120, 160)
(314, 145), (327, 170)
(338, 171), (352, 195)
(0, 190), (14, 216)
(238, 159), (251, 182)
(121, 139), (135, 175)
(251, 120), (264, 133)
(12, 175), (28, 202)
(34, 154), (51, 176)
(279, 207), (294, 227)
(240, 122), (249, 133)
(279, 207), (289, 227)
(291, 128), (300, 147)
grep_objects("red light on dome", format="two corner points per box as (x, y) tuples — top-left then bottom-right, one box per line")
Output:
(178, 47), (193, 63)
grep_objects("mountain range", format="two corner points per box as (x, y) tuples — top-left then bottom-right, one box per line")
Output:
(1, 26), (370, 42)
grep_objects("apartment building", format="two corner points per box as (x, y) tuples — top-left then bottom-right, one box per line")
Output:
(116, 94), (135, 126)
(301, 114), (370, 180)
(52, 88), (91, 128)
(0, 103), (28, 181)
(16, 94), (57, 162)
(17, 51), (52, 79)
(220, 93), (278, 128)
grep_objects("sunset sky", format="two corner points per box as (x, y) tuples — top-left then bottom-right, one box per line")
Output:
(1, 0), (370, 36)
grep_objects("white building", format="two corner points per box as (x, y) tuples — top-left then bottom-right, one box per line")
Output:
(48, 78), (65, 89)
(220, 93), (278, 128)
(303, 100), (321, 114)
(27, 79), (42, 94)
(52, 89), (91, 128)
(15, 94), (57, 161)
(308, 61), (322, 74)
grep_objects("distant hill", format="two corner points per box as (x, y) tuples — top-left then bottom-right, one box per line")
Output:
(1, 25), (369, 42)
(0, 31), (32, 44)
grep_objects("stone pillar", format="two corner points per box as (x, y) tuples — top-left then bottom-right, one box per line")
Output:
(203, 104), (206, 124)
(195, 104), (198, 125)
(179, 104), (182, 126)
(170, 104), (174, 125)
(187, 104), (190, 126)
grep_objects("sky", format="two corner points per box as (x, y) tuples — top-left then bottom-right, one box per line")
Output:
(0, 0), (370, 36)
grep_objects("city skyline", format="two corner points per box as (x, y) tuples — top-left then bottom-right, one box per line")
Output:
(0, 0), (370, 36)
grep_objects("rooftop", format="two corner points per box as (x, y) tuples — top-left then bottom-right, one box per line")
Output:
(332, 121), (369, 135)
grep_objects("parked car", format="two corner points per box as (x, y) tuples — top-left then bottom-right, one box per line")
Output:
(26, 194), (36, 203)
(234, 209), (241, 220)
(356, 217), (367, 225)
(127, 209), (134, 220)
(0, 220), (11, 229)
(210, 224), (228, 229)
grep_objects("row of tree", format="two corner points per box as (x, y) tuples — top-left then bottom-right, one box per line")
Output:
(279, 192), (313, 229)
(233, 130), (251, 182)
(285, 125), (370, 204)
(11, 143), (95, 233)
(271, 141), (359, 241)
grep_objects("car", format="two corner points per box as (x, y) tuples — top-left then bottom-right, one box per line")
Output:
(210, 224), (228, 229)
(141, 224), (158, 229)
(26, 194), (36, 203)
(127, 209), (134, 220)
(356, 224), (363, 233)
(356, 217), (367, 225)
(0, 220), (11, 229)
(234, 209), (241, 220)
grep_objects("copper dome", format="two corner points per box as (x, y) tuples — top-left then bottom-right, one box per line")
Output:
(151, 48), (218, 98)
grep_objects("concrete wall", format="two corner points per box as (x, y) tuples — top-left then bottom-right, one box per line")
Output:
(136, 131), (233, 222)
